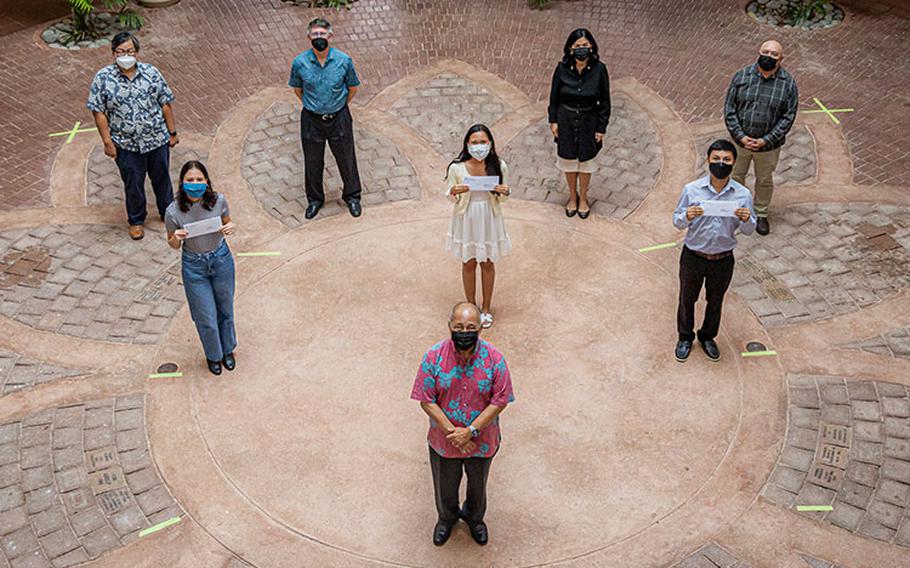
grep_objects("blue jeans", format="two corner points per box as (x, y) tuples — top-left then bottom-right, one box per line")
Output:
(181, 240), (236, 361)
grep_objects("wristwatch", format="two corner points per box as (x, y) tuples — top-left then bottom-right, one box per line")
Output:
(468, 425), (479, 438)
(168, 130), (177, 136)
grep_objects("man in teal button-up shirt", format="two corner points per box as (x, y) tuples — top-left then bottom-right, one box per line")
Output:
(288, 18), (363, 220)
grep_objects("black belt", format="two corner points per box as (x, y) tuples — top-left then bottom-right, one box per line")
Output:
(561, 104), (595, 113)
(305, 107), (344, 121)
(686, 246), (733, 261)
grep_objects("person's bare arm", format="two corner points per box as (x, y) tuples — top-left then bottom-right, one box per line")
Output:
(293, 87), (303, 103)
(92, 111), (117, 159)
(447, 403), (506, 448)
(162, 103), (179, 147)
(346, 85), (358, 105)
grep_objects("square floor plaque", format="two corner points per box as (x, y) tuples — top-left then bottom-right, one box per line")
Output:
(808, 463), (843, 489)
(85, 447), (118, 472)
(817, 444), (849, 468)
(821, 424), (852, 448)
(97, 488), (132, 515)
(89, 467), (126, 495)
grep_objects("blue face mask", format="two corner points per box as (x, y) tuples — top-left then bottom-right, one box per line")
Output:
(183, 182), (207, 198)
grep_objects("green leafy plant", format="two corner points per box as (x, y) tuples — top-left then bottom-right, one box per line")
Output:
(790, 0), (827, 25)
(529, 0), (550, 7)
(61, 0), (143, 45)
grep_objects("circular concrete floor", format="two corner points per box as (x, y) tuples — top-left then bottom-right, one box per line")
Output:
(179, 215), (744, 566)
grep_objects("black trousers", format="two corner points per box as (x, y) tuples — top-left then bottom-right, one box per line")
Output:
(300, 106), (362, 205)
(114, 143), (174, 226)
(429, 446), (492, 527)
(677, 246), (735, 342)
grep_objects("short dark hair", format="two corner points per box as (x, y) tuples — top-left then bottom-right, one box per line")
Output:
(111, 32), (140, 53)
(307, 18), (332, 33)
(562, 28), (599, 64)
(707, 139), (737, 161)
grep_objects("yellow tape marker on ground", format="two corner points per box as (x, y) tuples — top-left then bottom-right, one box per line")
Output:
(139, 516), (182, 537)
(48, 121), (98, 144)
(741, 350), (778, 358)
(796, 505), (832, 512)
(638, 242), (677, 253)
(801, 97), (854, 125)
(236, 251), (282, 257)
(148, 372), (183, 378)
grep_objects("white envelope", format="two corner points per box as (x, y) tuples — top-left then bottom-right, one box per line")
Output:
(464, 176), (499, 192)
(183, 216), (223, 238)
(700, 200), (739, 218)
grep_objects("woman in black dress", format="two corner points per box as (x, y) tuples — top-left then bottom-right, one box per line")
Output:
(548, 29), (611, 219)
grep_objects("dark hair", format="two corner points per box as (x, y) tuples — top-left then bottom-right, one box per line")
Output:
(445, 124), (504, 183)
(308, 18), (333, 33)
(707, 139), (737, 161)
(111, 32), (140, 53)
(177, 160), (218, 213)
(562, 28), (599, 65)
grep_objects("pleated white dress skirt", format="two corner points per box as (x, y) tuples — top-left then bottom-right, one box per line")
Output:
(446, 199), (512, 263)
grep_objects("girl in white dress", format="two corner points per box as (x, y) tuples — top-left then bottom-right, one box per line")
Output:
(445, 124), (511, 328)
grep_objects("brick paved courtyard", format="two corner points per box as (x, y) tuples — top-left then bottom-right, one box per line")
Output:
(0, 1), (908, 567)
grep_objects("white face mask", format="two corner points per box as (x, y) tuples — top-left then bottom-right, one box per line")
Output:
(468, 143), (491, 161)
(116, 55), (137, 69)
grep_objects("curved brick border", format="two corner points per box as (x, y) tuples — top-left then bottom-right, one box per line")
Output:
(0, 396), (182, 566)
(762, 375), (910, 546)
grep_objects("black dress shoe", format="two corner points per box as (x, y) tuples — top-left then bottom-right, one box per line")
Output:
(207, 359), (222, 375)
(222, 352), (235, 371)
(675, 340), (692, 362)
(432, 523), (452, 546)
(467, 521), (488, 546)
(304, 201), (323, 220)
(346, 200), (362, 218)
(756, 217), (770, 235)
(700, 339), (721, 362)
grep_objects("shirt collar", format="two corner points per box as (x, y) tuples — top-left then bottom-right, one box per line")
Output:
(751, 62), (779, 80)
(307, 47), (335, 63)
(701, 175), (735, 196)
(114, 62), (144, 81)
(449, 338), (483, 365)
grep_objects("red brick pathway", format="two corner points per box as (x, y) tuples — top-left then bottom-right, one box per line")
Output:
(1, 0), (908, 209)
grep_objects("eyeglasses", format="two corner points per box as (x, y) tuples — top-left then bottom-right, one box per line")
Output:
(309, 31), (330, 38)
(114, 49), (137, 56)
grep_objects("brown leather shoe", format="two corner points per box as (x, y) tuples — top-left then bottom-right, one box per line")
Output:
(128, 225), (144, 240)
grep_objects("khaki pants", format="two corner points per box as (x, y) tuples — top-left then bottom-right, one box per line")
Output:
(731, 145), (781, 218)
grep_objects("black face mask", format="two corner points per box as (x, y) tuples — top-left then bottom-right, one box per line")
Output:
(572, 47), (591, 61)
(311, 37), (328, 52)
(451, 330), (479, 352)
(757, 54), (778, 71)
(709, 161), (734, 179)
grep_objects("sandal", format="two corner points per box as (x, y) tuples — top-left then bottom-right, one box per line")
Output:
(480, 312), (493, 329)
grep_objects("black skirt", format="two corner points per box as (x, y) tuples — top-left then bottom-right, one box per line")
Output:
(555, 105), (602, 162)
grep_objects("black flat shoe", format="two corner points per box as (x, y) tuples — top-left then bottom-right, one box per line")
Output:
(675, 340), (692, 362)
(207, 359), (222, 375)
(467, 521), (488, 546)
(700, 339), (721, 362)
(756, 217), (770, 235)
(565, 207), (577, 217)
(432, 523), (452, 546)
(304, 201), (323, 220)
(222, 352), (235, 371)
(578, 208), (590, 219)
(346, 200), (362, 218)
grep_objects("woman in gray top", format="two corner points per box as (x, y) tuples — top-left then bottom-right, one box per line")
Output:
(165, 161), (237, 375)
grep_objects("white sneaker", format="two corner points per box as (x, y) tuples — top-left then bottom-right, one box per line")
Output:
(480, 312), (493, 328)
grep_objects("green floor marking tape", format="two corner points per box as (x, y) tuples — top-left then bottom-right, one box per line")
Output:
(236, 251), (281, 257)
(139, 516), (182, 537)
(149, 372), (183, 378)
(638, 242), (677, 253)
(796, 505), (832, 512)
(741, 350), (777, 358)
(48, 121), (98, 144)
(801, 97), (854, 125)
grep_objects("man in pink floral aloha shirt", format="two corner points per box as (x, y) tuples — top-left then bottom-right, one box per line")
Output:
(411, 302), (515, 547)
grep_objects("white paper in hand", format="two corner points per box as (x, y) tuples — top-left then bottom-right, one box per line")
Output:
(464, 176), (498, 192)
(700, 200), (739, 218)
(183, 216), (223, 238)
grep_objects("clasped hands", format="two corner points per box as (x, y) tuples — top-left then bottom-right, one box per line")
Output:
(445, 425), (476, 454)
(739, 136), (766, 152)
(686, 206), (751, 222)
